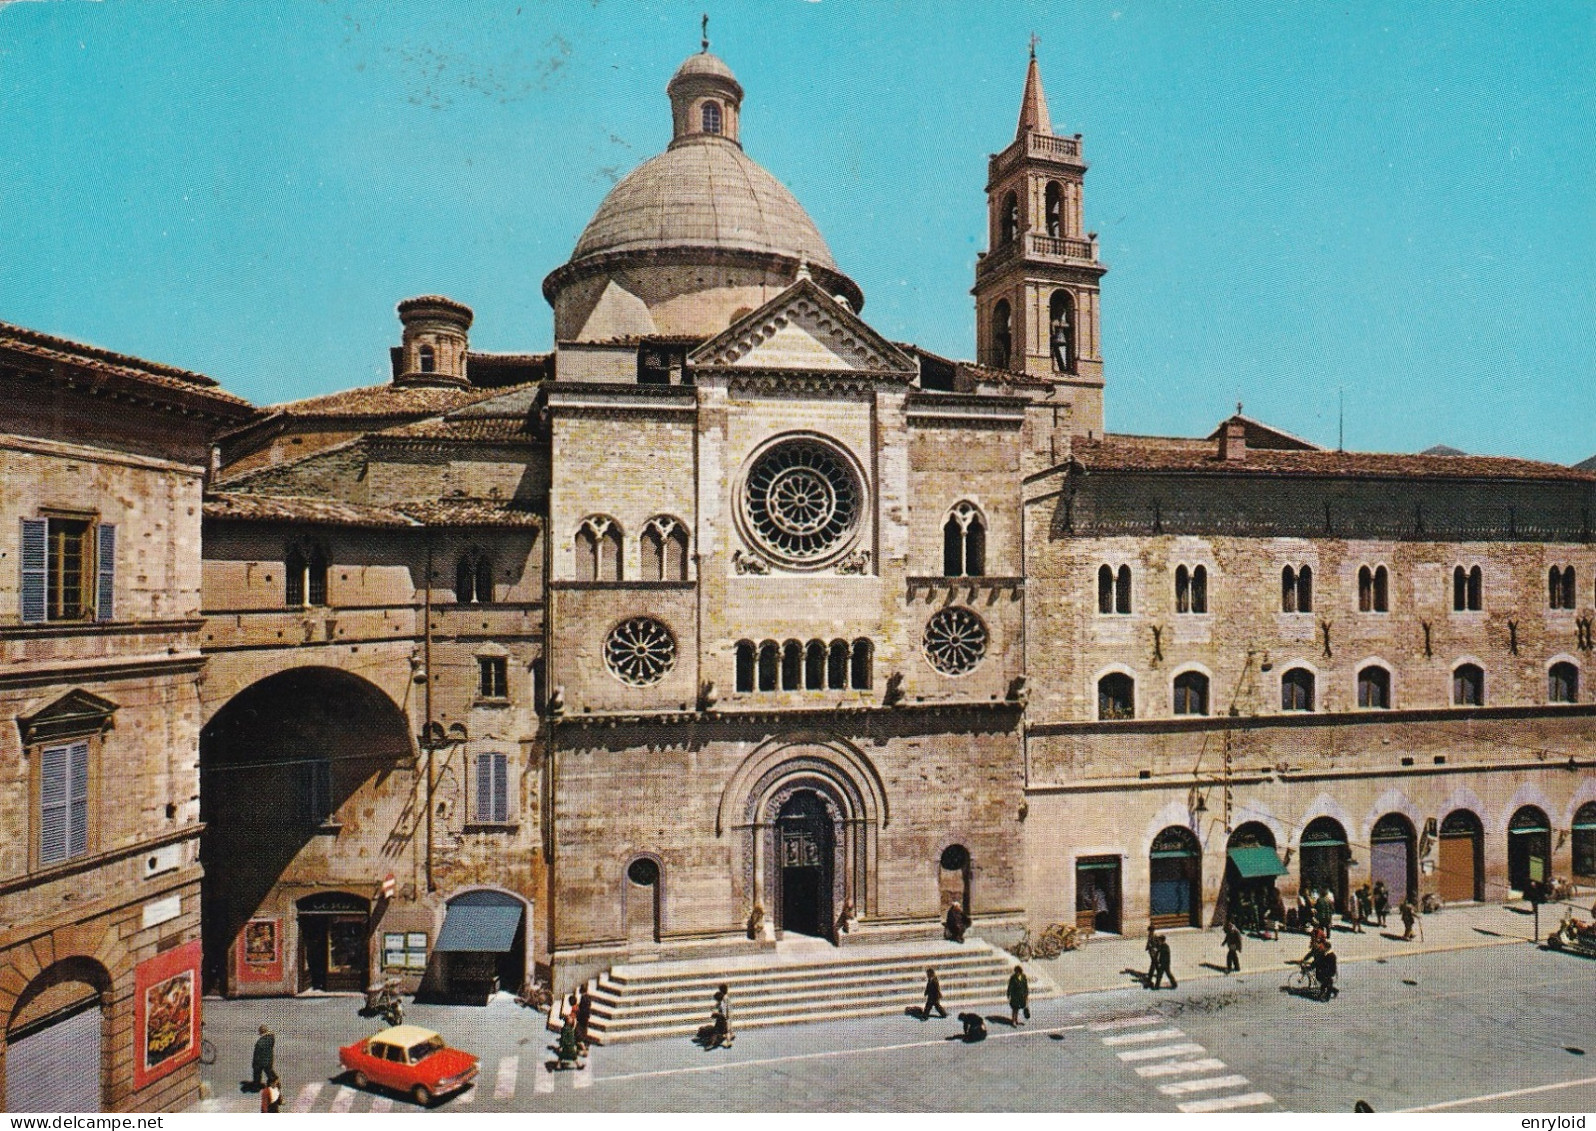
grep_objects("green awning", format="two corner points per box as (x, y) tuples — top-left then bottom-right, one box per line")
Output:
(435, 900), (523, 953)
(1228, 846), (1288, 879)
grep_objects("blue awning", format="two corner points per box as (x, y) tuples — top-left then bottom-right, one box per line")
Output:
(435, 896), (523, 953)
(1227, 846), (1288, 879)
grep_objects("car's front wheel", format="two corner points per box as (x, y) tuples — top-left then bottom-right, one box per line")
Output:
(412, 1084), (432, 1107)
(352, 1071), (369, 1090)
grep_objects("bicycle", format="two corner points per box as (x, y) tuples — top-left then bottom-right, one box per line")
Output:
(1282, 958), (1317, 996)
(1009, 922), (1079, 960)
(199, 1023), (217, 1066)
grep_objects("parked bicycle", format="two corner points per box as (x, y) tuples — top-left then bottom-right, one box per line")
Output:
(361, 977), (405, 1027)
(1009, 922), (1079, 960)
(199, 1022), (217, 1065)
(515, 976), (554, 1013)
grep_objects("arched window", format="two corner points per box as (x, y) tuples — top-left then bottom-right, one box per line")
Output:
(735, 641), (755, 693)
(1281, 667), (1315, 711)
(418, 344), (435, 373)
(1172, 671), (1209, 716)
(306, 546), (329, 607)
(701, 100), (723, 134)
(1572, 802), (1596, 880)
(1358, 567), (1373, 611)
(1282, 564), (1313, 613)
(1049, 290), (1076, 374)
(805, 640), (827, 690)
(1550, 566), (1577, 610)
(828, 639), (849, 691)
(1000, 191), (1019, 245)
(1098, 564), (1114, 615)
(781, 640), (803, 691)
(1452, 663), (1484, 706)
(991, 300), (1012, 369)
(942, 502), (986, 577)
(476, 555), (494, 604)
(641, 517), (689, 582)
(1116, 564), (1132, 614)
(851, 639), (873, 691)
(1098, 672), (1135, 720)
(1149, 825), (1201, 929)
(1453, 564), (1482, 611)
(285, 546), (307, 607)
(1044, 181), (1063, 238)
(1373, 565), (1389, 612)
(1357, 665), (1391, 709)
(1175, 564), (1208, 615)
(1549, 661), (1580, 704)
(1508, 806), (1552, 893)
(575, 517), (622, 581)
(757, 640), (779, 692)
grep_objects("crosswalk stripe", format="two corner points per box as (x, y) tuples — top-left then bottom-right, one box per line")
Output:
(1158, 1075), (1252, 1096)
(1135, 1058), (1228, 1078)
(1101, 1028), (1185, 1046)
(1117, 1042), (1207, 1062)
(574, 1060), (593, 1090)
(494, 1056), (519, 1100)
(456, 1082), (476, 1104)
(290, 1083), (323, 1113)
(534, 1059), (555, 1094)
(369, 1096), (393, 1112)
(328, 1086), (357, 1114)
(1088, 1013), (1165, 1032)
(1178, 1091), (1276, 1113)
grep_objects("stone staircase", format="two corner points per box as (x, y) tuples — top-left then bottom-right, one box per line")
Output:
(577, 936), (1052, 1045)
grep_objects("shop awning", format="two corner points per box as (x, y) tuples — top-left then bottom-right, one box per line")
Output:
(1227, 846), (1288, 879)
(434, 899), (523, 953)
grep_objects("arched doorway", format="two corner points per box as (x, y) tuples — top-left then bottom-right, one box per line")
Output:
(6, 958), (110, 1112)
(1573, 803), (1596, 885)
(775, 791), (834, 938)
(624, 857), (662, 944)
(1370, 813), (1417, 904)
(296, 892), (370, 993)
(939, 844), (972, 919)
(434, 889), (527, 1003)
(1149, 826), (1201, 929)
(1438, 809), (1484, 903)
(199, 667), (413, 995)
(1221, 822), (1285, 930)
(1508, 805), (1552, 894)
(1300, 817), (1349, 912)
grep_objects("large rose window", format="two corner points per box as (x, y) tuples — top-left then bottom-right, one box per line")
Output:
(603, 617), (677, 686)
(740, 437), (862, 567)
(922, 607), (988, 676)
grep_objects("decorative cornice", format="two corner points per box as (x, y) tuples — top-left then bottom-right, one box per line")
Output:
(552, 699), (1024, 730)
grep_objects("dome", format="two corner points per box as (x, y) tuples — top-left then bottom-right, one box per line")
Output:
(670, 50), (740, 85)
(570, 141), (838, 268)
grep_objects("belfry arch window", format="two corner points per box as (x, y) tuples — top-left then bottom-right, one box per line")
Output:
(942, 501), (986, 577)
(1281, 564), (1313, 613)
(991, 300), (1012, 369)
(1000, 191), (1019, 245)
(1049, 290), (1076, 374)
(574, 516), (622, 582)
(701, 100), (723, 135)
(1453, 564), (1482, 611)
(455, 551), (495, 604)
(1044, 181), (1064, 238)
(641, 516), (689, 581)
(1175, 564), (1208, 614)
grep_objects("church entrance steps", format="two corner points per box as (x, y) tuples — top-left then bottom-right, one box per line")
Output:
(580, 938), (1052, 1045)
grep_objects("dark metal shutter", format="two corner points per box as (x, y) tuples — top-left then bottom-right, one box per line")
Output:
(96, 523), (116, 622)
(19, 518), (46, 623)
(6, 1001), (103, 1112)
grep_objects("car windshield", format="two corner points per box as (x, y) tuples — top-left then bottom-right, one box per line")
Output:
(407, 1036), (445, 1062)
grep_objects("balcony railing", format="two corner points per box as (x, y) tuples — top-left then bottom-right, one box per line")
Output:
(989, 132), (1085, 179)
(976, 231), (1098, 278)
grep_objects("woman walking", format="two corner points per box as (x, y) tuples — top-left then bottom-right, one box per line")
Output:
(1007, 964), (1030, 1026)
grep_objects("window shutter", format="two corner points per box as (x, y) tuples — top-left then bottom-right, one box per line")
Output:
(20, 519), (46, 624)
(494, 754), (509, 823)
(475, 754), (492, 822)
(40, 744), (70, 864)
(68, 741), (89, 856)
(476, 753), (508, 823)
(96, 524), (116, 622)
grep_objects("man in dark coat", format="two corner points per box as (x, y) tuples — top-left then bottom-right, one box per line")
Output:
(1149, 934), (1177, 989)
(251, 1025), (275, 1088)
(1313, 940), (1339, 1000)
(1223, 920), (1243, 973)
(1316, 890), (1335, 932)
(923, 968), (947, 1019)
(1006, 965), (1030, 1026)
(944, 901), (969, 943)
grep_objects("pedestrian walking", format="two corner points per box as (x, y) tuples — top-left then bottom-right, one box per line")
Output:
(574, 986), (593, 1052)
(556, 1014), (585, 1069)
(1149, 934), (1177, 989)
(1316, 890), (1335, 932)
(923, 967), (947, 1019)
(1223, 920), (1243, 973)
(1353, 883), (1371, 933)
(835, 897), (855, 937)
(944, 900), (969, 943)
(251, 1025), (275, 1089)
(710, 984), (734, 1048)
(259, 1073), (282, 1113)
(1007, 964), (1030, 1026)
(1399, 898), (1416, 941)
(1373, 881), (1390, 928)
(1299, 888), (1316, 931)
(1313, 940), (1339, 1001)
(1267, 888), (1287, 939)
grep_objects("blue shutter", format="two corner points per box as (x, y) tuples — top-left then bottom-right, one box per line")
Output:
(20, 519), (46, 624)
(492, 754), (508, 823)
(68, 741), (89, 857)
(39, 745), (69, 864)
(96, 524), (116, 622)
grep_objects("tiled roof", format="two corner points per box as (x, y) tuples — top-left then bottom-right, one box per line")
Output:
(375, 416), (536, 443)
(1576, 453), (1596, 471)
(395, 498), (544, 527)
(268, 381), (508, 418)
(204, 493), (415, 528)
(1073, 434), (1596, 482)
(0, 321), (254, 411)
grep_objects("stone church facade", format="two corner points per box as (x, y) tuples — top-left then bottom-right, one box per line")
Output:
(4, 45), (1593, 1111)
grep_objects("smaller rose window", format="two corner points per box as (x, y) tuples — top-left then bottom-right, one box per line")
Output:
(604, 617), (677, 686)
(923, 607), (987, 676)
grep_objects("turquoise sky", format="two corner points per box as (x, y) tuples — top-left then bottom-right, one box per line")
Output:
(1, 1), (1591, 462)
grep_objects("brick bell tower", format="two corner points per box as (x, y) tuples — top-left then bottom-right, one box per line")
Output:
(973, 46), (1107, 438)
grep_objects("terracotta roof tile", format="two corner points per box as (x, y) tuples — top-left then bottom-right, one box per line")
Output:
(269, 381), (507, 418)
(0, 322), (254, 411)
(204, 493), (415, 528)
(375, 416), (536, 443)
(395, 498), (544, 527)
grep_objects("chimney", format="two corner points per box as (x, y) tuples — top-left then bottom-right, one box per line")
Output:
(1219, 418), (1247, 462)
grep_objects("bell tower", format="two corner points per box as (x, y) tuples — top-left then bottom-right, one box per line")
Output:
(973, 47), (1106, 437)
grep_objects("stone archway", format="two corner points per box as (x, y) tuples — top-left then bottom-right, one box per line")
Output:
(5, 957), (112, 1113)
(199, 666), (414, 995)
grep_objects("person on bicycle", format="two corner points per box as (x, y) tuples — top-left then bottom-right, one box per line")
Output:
(1313, 940), (1338, 1001)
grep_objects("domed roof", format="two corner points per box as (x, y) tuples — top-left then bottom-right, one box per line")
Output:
(670, 50), (739, 84)
(570, 140), (838, 268)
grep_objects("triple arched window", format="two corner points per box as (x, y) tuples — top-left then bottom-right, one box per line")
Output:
(1281, 565), (1313, 613)
(1098, 564), (1132, 615)
(455, 551), (494, 604)
(574, 517), (623, 582)
(1452, 565), (1482, 611)
(942, 502), (986, 577)
(285, 543), (329, 607)
(1358, 565), (1389, 612)
(1549, 566), (1578, 610)
(736, 638), (872, 693)
(1174, 564), (1207, 614)
(641, 516), (689, 581)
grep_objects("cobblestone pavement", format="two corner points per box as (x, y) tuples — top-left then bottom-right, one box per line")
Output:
(192, 904), (1596, 1113)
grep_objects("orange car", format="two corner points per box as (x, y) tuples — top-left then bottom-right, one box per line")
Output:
(338, 1024), (479, 1105)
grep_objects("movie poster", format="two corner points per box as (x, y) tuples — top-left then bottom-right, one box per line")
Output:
(134, 940), (202, 1088)
(237, 916), (284, 983)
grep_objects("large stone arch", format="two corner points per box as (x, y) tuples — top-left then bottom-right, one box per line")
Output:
(4, 955), (115, 1113)
(199, 666), (416, 995)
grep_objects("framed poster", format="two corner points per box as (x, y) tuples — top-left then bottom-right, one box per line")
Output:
(134, 940), (202, 1089)
(238, 916), (284, 983)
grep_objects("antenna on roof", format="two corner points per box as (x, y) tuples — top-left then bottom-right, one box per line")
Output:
(1338, 387), (1344, 452)
(1029, 31), (1040, 59)
(701, 12), (710, 53)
